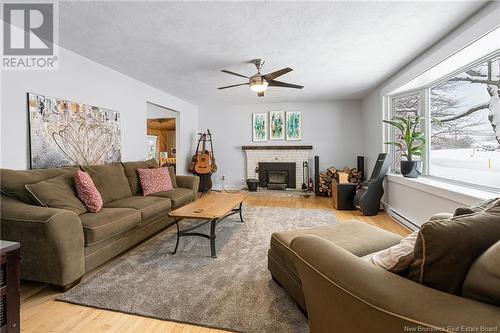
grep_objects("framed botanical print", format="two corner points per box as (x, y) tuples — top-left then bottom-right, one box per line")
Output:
(252, 113), (267, 142)
(269, 111), (285, 140)
(286, 111), (302, 140)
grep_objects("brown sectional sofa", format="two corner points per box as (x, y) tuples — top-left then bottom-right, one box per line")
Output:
(268, 220), (402, 311)
(269, 214), (500, 332)
(291, 235), (500, 333)
(0, 161), (199, 290)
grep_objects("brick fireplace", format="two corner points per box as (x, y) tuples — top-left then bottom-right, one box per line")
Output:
(258, 162), (296, 189)
(242, 145), (312, 189)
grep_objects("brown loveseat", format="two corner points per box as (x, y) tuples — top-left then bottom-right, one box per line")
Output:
(0, 160), (199, 290)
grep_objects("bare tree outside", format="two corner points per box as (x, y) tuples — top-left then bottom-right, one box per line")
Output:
(429, 55), (499, 188)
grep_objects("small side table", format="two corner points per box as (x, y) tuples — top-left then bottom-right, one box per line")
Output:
(331, 182), (357, 210)
(1, 241), (21, 333)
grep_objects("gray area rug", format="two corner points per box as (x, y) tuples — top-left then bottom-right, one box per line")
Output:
(58, 205), (337, 332)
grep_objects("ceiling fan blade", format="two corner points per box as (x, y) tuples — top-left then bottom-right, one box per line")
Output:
(258, 91), (264, 97)
(217, 83), (248, 90)
(268, 80), (304, 89)
(263, 67), (292, 81)
(221, 70), (249, 79)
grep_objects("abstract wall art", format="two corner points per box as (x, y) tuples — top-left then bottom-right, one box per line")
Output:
(269, 111), (285, 140)
(28, 93), (121, 169)
(252, 112), (267, 142)
(286, 111), (302, 140)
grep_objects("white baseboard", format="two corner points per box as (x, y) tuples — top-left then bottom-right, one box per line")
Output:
(211, 182), (246, 191)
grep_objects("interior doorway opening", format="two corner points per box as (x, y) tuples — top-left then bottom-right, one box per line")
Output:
(146, 103), (178, 170)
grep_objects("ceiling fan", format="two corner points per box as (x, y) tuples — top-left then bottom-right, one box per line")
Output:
(218, 59), (303, 97)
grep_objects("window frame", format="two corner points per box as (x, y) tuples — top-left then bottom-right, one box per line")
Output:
(386, 50), (500, 193)
(386, 90), (425, 173)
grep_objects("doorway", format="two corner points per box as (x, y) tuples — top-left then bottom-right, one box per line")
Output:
(146, 103), (178, 170)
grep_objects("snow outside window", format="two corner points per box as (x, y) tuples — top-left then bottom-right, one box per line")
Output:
(429, 55), (500, 190)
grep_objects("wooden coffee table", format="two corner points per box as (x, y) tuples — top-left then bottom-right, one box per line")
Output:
(168, 191), (248, 258)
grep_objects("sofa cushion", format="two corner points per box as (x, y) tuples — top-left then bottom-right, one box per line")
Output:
(462, 241), (500, 305)
(362, 230), (418, 275)
(137, 167), (173, 196)
(122, 159), (157, 195)
(151, 188), (194, 208)
(270, 220), (402, 277)
(122, 161), (178, 195)
(362, 212), (448, 275)
(0, 166), (77, 205)
(82, 163), (131, 203)
(104, 196), (171, 222)
(408, 198), (500, 294)
(75, 170), (103, 213)
(80, 208), (141, 246)
(453, 197), (499, 217)
(167, 166), (177, 188)
(25, 173), (87, 215)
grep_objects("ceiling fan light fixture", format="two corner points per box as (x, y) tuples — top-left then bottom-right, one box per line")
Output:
(249, 76), (268, 93)
(219, 61), (302, 96)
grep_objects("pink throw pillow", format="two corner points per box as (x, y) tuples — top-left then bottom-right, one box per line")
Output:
(75, 170), (103, 213)
(137, 167), (173, 196)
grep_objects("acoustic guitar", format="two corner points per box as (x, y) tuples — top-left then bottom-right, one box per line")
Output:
(194, 134), (211, 174)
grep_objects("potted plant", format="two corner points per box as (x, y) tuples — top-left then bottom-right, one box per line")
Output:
(383, 116), (425, 178)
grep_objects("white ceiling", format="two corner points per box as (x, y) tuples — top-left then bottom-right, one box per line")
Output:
(58, 1), (485, 105)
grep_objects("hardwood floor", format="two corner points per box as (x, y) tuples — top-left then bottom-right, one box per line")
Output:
(20, 195), (409, 333)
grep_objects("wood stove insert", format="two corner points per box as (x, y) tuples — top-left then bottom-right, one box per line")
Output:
(258, 162), (296, 189)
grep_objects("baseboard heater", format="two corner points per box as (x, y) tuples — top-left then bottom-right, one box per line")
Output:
(383, 203), (419, 231)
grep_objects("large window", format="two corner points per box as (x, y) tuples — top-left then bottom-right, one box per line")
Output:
(429, 56), (499, 189)
(389, 53), (500, 191)
(389, 92), (422, 173)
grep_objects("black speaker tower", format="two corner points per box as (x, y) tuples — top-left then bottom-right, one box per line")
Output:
(357, 156), (365, 182)
(314, 156), (320, 195)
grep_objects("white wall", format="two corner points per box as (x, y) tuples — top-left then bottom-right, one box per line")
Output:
(360, 2), (500, 226)
(199, 101), (363, 189)
(1, 46), (198, 174)
(147, 102), (179, 119)
(386, 175), (494, 227)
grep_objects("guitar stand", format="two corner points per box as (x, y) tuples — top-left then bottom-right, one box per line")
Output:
(195, 131), (216, 159)
(192, 129), (217, 193)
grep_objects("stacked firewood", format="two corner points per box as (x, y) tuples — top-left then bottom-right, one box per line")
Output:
(318, 167), (363, 196)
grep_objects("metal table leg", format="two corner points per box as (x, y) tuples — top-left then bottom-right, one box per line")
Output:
(171, 218), (217, 258)
(227, 202), (244, 223)
(170, 201), (244, 258)
(171, 220), (180, 254)
(210, 219), (217, 258)
(238, 202), (244, 222)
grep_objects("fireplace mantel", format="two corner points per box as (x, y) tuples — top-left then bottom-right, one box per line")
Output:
(241, 145), (313, 150)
